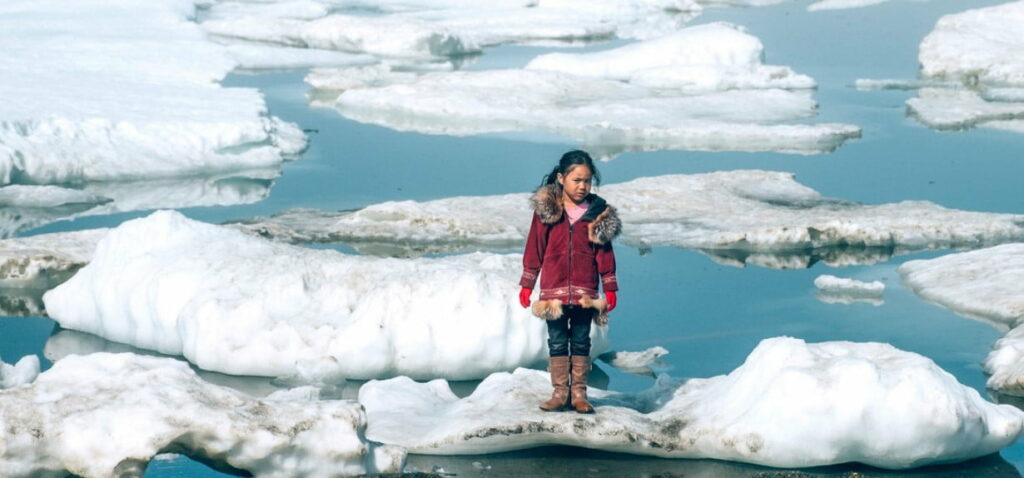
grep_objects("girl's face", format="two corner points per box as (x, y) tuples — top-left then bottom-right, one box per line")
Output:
(558, 165), (593, 204)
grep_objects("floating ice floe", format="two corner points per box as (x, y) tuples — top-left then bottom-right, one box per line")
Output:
(907, 88), (1024, 130)
(861, 2), (1024, 133)
(232, 170), (1024, 265)
(0, 355), (40, 389)
(919, 1), (1024, 85)
(201, 0), (701, 62)
(360, 336), (1024, 469)
(814, 274), (885, 306)
(525, 23), (814, 91)
(900, 244), (1024, 396)
(597, 346), (669, 376)
(224, 43), (378, 70)
(327, 24), (858, 157)
(42, 211), (608, 380)
(0, 170), (279, 238)
(0, 352), (405, 477)
(0, 0), (306, 186)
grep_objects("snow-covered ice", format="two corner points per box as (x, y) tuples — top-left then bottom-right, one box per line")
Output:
(807, 0), (892, 11)
(360, 337), (1024, 469)
(0, 0), (306, 186)
(525, 23), (814, 92)
(900, 244), (1024, 396)
(919, 1), (1024, 85)
(232, 170), (1024, 262)
(0, 352), (405, 477)
(224, 43), (378, 70)
(0, 355), (39, 389)
(328, 24), (858, 157)
(42, 211), (608, 380)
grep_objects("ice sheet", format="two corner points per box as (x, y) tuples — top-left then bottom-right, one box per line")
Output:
(42, 211), (609, 380)
(0, 0), (306, 185)
(0, 352), (405, 477)
(360, 337), (1024, 469)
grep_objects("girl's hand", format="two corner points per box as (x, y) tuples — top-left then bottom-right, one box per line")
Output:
(519, 288), (532, 308)
(605, 291), (617, 312)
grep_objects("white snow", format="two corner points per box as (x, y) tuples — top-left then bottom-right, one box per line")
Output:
(232, 170), (1024, 259)
(900, 244), (1024, 396)
(0, 229), (107, 288)
(334, 69), (858, 157)
(919, 1), (1024, 85)
(0, 352), (405, 477)
(42, 211), (608, 380)
(0, 0), (306, 186)
(526, 23), (814, 92)
(0, 355), (40, 389)
(360, 337), (1024, 469)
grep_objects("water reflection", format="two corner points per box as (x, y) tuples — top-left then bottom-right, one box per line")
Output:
(407, 448), (1021, 478)
(0, 171), (278, 239)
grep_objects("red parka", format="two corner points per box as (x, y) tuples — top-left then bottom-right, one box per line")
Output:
(520, 184), (621, 308)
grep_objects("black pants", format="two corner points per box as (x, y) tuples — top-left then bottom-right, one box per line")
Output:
(546, 305), (593, 357)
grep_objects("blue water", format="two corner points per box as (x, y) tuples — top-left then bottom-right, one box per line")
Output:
(4, 0), (1024, 476)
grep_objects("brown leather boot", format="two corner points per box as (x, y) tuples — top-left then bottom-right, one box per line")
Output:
(539, 356), (570, 411)
(569, 355), (595, 414)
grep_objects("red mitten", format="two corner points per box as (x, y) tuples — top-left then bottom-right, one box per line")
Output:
(519, 288), (532, 308)
(605, 291), (617, 312)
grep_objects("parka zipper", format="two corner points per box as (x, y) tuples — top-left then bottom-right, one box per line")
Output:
(567, 220), (574, 305)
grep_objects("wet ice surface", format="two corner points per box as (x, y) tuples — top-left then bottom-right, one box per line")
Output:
(0, 352), (405, 477)
(3, 0), (1024, 476)
(361, 337), (1024, 469)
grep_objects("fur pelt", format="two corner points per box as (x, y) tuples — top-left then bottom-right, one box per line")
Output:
(529, 184), (622, 245)
(532, 298), (610, 326)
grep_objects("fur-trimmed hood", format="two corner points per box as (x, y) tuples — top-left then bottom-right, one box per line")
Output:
(529, 184), (622, 245)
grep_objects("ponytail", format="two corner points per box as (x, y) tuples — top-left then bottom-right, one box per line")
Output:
(539, 150), (601, 188)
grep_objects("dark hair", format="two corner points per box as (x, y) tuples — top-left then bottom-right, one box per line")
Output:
(541, 150), (601, 187)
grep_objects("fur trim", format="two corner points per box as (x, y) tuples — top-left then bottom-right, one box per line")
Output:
(587, 205), (621, 245)
(530, 184), (563, 225)
(532, 297), (610, 326)
(532, 299), (563, 320)
(579, 296), (610, 326)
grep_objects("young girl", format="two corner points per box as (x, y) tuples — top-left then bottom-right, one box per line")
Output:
(518, 150), (621, 414)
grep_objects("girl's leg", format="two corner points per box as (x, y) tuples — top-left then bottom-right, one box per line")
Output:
(540, 313), (571, 411)
(567, 306), (596, 414)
